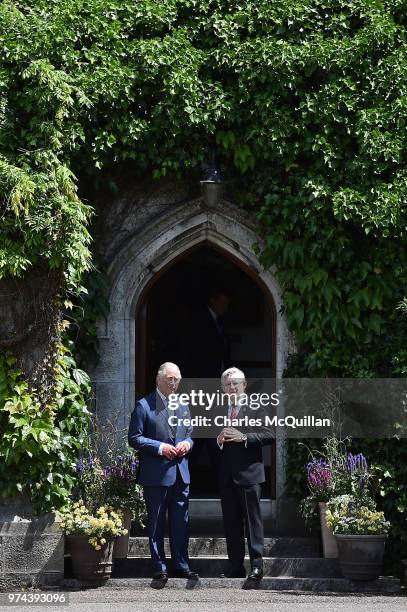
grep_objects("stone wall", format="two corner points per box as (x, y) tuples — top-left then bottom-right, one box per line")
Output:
(0, 498), (63, 591)
(90, 173), (199, 267)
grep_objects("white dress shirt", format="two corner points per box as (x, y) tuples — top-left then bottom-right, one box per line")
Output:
(156, 388), (190, 455)
(217, 402), (247, 449)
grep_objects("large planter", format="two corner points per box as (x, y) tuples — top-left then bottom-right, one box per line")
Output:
(113, 508), (132, 559)
(335, 534), (387, 580)
(67, 534), (115, 584)
(319, 502), (338, 558)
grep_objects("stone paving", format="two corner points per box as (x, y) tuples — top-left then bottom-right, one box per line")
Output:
(1, 587), (406, 612)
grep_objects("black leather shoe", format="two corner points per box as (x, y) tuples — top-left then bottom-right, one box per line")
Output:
(153, 572), (168, 584)
(151, 571), (168, 588)
(173, 568), (199, 580)
(243, 566), (263, 588)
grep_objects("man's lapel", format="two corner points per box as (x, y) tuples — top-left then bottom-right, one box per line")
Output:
(155, 391), (176, 440)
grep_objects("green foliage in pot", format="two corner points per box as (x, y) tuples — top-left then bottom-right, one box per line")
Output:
(59, 500), (127, 549)
(102, 453), (146, 526)
(73, 418), (146, 527)
(299, 437), (373, 525)
(326, 494), (390, 536)
(74, 452), (146, 527)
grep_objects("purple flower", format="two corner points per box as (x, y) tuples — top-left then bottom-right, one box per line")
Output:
(101, 452), (139, 482)
(306, 458), (332, 492)
(346, 452), (368, 473)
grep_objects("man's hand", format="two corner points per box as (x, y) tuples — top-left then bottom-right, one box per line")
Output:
(223, 427), (246, 443)
(162, 444), (178, 459)
(217, 430), (226, 447)
(175, 441), (190, 457)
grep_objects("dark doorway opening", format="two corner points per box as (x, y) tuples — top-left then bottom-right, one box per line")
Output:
(136, 243), (276, 498)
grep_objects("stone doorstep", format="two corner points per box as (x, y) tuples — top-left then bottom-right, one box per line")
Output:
(63, 576), (402, 594)
(128, 536), (321, 558)
(112, 556), (342, 579)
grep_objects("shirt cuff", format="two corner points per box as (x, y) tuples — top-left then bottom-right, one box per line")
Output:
(158, 443), (164, 455)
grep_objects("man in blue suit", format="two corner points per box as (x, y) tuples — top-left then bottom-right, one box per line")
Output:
(128, 362), (198, 584)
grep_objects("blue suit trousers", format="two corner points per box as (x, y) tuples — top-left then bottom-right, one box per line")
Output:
(143, 469), (190, 573)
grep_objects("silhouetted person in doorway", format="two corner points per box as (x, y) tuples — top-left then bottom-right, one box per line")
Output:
(187, 287), (231, 496)
(186, 286), (231, 378)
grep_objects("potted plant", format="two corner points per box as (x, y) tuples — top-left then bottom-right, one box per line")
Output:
(71, 419), (146, 561)
(326, 494), (390, 580)
(59, 500), (127, 584)
(304, 457), (338, 558)
(300, 437), (372, 558)
(102, 452), (146, 558)
(74, 442), (146, 559)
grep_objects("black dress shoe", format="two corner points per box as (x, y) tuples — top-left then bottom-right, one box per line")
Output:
(173, 568), (199, 580)
(152, 571), (168, 583)
(243, 566), (263, 588)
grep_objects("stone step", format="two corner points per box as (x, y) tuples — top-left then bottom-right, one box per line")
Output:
(186, 499), (276, 535)
(128, 536), (321, 558)
(64, 576), (401, 594)
(113, 556), (341, 579)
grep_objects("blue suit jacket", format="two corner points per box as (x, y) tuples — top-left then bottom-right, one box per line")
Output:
(128, 391), (194, 486)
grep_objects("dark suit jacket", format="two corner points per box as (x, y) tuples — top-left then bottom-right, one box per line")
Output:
(185, 306), (229, 378)
(128, 391), (194, 487)
(218, 407), (274, 486)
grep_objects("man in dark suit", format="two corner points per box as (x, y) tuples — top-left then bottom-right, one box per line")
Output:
(185, 288), (230, 495)
(128, 362), (198, 585)
(217, 367), (274, 585)
(186, 287), (230, 378)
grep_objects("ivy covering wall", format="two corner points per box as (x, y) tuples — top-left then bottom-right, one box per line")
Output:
(0, 0), (406, 574)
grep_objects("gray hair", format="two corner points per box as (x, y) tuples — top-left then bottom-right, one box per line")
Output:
(157, 362), (181, 379)
(221, 366), (245, 383)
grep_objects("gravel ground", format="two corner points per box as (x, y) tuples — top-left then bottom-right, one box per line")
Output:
(1, 588), (406, 612)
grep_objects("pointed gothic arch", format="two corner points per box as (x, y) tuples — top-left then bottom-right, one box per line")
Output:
(93, 199), (293, 512)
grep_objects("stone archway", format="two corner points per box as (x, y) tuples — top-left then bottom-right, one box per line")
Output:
(93, 198), (294, 526)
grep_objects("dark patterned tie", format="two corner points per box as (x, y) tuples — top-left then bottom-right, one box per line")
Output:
(230, 405), (239, 421)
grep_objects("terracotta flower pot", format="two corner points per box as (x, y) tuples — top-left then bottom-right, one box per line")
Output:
(335, 534), (387, 580)
(113, 508), (132, 559)
(67, 534), (115, 584)
(319, 501), (338, 558)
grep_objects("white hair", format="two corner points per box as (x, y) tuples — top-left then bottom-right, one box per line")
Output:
(157, 362), (181, 379)
(221, 366), (245, 383)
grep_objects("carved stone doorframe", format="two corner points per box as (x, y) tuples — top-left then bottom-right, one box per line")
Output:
(94, 199), (294, 517)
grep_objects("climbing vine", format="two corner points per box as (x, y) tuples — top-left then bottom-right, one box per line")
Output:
(0, 0), (406, 572)
(0, 342), (91, 512)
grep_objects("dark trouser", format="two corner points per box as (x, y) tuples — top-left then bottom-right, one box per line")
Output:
(143, 470), (190, 573)
(220, 479), (264, 573)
